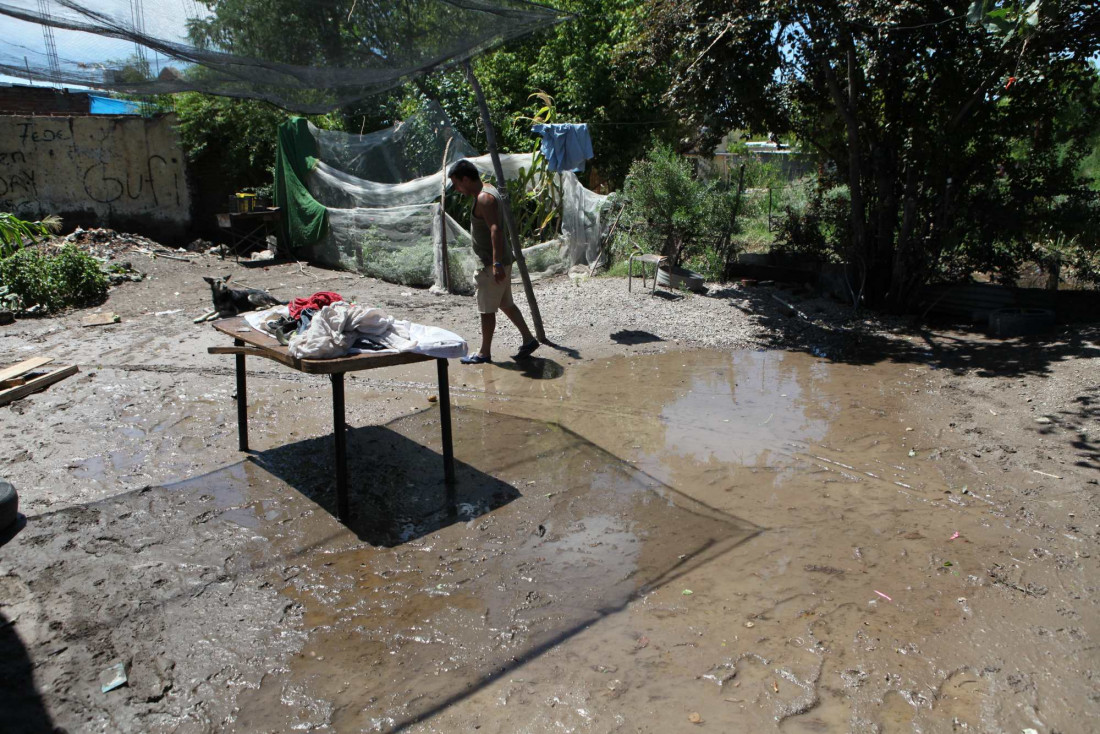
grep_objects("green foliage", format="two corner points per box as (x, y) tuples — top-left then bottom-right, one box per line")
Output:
(167, 0), (680, 192)
(173, 93), (290, 195)
(411, 0), (681, 188)
(774, 182), (851, 264)
(0, 213), (61, 258)
(620, 144), (743, 276)
(647, 0), (1100, 309)
(490, 93), (565, 245)
(0, 245), (108, 313)
(622, 144), (706, 264)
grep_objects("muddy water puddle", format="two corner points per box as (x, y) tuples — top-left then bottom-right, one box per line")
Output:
(20, 349), (1089, 732)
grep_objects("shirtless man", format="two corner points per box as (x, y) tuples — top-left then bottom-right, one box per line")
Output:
(447, 159), (539, 364)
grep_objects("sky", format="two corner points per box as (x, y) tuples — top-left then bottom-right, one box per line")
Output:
(0, 1), (201, 89)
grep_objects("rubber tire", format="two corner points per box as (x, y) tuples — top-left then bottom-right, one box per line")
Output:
(0, 480), (17, 531)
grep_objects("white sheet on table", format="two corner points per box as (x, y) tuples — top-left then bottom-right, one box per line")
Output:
(243, 303), (466, 360)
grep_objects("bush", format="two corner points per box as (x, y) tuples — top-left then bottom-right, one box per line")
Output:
(619, 144), (743, 278)
(622, 144), (706, 265)
(0, 245), (108, 312)
(773, 181), (851, 263)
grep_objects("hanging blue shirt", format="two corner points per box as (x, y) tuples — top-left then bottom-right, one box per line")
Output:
(531, 123), (594, 173)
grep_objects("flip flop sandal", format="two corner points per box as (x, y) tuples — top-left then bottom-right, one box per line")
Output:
(460, 353), (492, 364)
(513, 338), (540, 360)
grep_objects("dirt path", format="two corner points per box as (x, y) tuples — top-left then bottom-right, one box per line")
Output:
(1, 253), (1097, 732)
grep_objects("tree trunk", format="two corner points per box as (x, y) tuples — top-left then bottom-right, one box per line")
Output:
(1046, 260), (1060, 290)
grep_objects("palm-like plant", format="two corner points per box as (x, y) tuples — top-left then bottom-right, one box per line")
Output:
(0, 213), (62, 258)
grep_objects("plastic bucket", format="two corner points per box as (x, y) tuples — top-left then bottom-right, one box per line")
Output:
(657, 265), (706, 292)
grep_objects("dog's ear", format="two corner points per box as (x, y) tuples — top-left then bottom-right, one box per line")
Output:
(223, 274), (232, 282)
(203, 276), (215, 285)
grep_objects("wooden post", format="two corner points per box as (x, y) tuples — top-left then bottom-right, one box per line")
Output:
(440, 136), (453, 293)
(463, 61), (547, 343)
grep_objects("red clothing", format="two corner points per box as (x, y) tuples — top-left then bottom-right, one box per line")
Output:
(288, 291), (343, 319)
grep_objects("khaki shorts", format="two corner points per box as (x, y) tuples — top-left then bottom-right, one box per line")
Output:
(474, 264), (514, 314)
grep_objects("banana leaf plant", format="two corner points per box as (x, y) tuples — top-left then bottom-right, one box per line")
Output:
(0, 213), (62, 259)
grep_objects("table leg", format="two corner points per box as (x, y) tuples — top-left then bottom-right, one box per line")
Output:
(628, 255), (634, 293)
(332, 372), (349, 523)
(234, 339), (249, 452)
(437, 358), (456, 514)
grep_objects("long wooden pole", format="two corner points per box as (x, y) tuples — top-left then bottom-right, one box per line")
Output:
(463, 61), (546, 342)
(439, 136), (453, 293)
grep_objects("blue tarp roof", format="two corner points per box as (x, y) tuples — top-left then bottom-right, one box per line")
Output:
(88, 95), (140, 115)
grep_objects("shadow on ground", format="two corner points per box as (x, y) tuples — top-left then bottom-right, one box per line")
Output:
(610, 329), (664, 345)
(181, 418), (523, 546)
(0, 611), (56, 733)
(728, 284), (1100, 379)
(227, 407), (761, 731)
(492, 355), (565, 380)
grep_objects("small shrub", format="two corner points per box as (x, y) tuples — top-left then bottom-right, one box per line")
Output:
(622, 144), (707, 266)
(773, 182), (851, 263)
(0, 244), (108, 312)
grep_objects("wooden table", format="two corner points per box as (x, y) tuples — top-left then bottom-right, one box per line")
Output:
(209, 316), (455, 523)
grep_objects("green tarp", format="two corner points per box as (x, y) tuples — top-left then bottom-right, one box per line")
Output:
(274, 118), (328, 250)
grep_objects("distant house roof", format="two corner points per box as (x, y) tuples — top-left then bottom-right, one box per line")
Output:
(88, 95), (141, 115)
(0, 84), (141, 116)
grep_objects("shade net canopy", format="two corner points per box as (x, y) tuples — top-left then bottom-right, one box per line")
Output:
(0, 0), (567, 112)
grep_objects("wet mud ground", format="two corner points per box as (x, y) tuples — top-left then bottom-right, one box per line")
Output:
(1, 257), (1098, 732)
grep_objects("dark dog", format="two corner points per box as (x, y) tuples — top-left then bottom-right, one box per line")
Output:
(203, 275), (284, 317)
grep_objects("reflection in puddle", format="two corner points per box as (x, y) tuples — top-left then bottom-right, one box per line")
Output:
(655, 350), (832, 466)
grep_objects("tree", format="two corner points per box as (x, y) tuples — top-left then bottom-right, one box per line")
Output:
(409, 0), (683, 187)
(177, 0), (676, 188)
(647, 0), (1100, 309)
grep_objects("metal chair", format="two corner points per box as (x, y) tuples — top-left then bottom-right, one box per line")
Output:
(628, 246), (667, 294)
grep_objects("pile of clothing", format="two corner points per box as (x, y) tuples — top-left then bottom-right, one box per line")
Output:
(244, 290), (467, 360)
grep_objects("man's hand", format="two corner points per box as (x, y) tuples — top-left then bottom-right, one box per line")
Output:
(493, 262), (505, 283)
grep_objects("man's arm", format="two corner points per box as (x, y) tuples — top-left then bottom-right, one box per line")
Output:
(479, 192), (506, 282)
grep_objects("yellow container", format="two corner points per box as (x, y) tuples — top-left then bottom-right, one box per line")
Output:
(235, 192), (257, 213)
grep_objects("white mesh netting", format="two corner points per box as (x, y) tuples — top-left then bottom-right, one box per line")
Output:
(304, 107), (610, 293)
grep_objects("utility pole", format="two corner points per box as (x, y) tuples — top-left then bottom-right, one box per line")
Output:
(463, 61), (546, 343)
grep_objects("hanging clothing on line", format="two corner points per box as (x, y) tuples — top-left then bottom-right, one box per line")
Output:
(288, 291), (343, 320)
(530, 123), (594, 173)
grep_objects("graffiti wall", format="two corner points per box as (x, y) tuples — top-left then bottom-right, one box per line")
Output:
(0, 114), (191, 237)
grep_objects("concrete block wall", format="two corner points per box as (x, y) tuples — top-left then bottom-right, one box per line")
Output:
(0, 114), (192, 241)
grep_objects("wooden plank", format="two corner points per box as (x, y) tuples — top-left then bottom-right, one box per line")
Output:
(0, 377), (26, 389)
(82, 312), (120, 327)
(0, 356), (53, 383)
(0, 364), (79, 407)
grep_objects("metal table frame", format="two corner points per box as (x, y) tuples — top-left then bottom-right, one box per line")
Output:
(209, 316), (455, 523)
